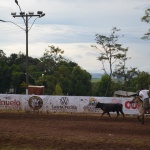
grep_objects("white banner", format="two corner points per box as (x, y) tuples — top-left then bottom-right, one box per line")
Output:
(87, 97), (139, 114)
(0, 94), (140, 114)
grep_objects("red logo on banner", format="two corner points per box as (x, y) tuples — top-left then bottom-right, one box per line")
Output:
(125, 101), (137, 109)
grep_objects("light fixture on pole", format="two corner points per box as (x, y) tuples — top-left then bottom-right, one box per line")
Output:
(0, 0), (45, 95)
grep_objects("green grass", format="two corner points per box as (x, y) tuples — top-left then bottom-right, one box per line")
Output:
(91, 78), (101, 82)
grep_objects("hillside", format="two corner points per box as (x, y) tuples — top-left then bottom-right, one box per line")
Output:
(90, 73), (102, 82)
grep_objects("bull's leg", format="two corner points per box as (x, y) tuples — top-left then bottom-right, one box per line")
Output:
(120, 110), (125, 118)
(100, 112), (105, 119)
(107, 112), (111, 118)
(115, 111), (119, 119)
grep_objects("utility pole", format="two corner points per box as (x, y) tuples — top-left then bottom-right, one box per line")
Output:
(0, 0), (45, 95)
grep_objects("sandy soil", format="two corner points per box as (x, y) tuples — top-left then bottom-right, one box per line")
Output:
(0, 112), (150, 150)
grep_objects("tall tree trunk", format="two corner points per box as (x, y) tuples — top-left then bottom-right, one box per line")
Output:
(105, 76), (111, 96)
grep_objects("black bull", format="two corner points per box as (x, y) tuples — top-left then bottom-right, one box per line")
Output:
(95, 102), (125, 119)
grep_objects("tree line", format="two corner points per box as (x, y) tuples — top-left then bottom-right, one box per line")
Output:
(1, 8), (150, 96)
(0, 44), (150, 96)
(0, 46), (92, 95)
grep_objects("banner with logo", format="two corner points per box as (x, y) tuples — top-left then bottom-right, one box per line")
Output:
(0, 94), (142, 114)
(0, 94), (23, 110)
(87, 97), (139, 114)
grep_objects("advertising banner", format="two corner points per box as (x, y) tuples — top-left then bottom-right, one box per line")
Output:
(0, 94), (140, 115)
(0, 94), (22, 110)
(87, 97), (139, 114)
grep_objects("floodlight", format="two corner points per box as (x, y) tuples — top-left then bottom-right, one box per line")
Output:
(40, 13), (45, 18)
(7, 0), (45, 95)
(11, 12), (16, 16)
(20, 12), (25, 15)
(29, 12), (34, 15)
(37, 11), (43, 14)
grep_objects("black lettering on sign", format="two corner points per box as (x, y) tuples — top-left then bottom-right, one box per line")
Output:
(60, 97), (69, 105)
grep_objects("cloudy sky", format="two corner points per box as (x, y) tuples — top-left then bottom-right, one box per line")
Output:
(0, 0), (150, 74)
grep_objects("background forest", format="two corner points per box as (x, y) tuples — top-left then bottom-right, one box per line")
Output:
(0, 44), (150, 96)
(1, 8), (150, 96)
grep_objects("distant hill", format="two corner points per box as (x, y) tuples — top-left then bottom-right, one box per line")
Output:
(90, 73), (102, 79)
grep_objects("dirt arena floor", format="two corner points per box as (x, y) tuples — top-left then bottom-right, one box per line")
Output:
(0, 112), (150, 150)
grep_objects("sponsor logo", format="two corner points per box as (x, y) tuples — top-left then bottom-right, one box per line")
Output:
(52, 105), (77, 110)
(89, 97), (97, 106)
(125, 101), (137, 109)
(28, 96), (43, 110)
(51, 97), (77, 111)
(60, 97), (69, 105)
(0, 99), (20, 106)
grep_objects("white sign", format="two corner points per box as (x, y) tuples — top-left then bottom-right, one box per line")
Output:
(0, 94), (139, 114)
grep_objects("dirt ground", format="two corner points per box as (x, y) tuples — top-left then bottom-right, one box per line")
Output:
(0, 112), (150, 150)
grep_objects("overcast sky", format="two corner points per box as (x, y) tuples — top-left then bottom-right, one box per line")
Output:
(0, 0), (150, 74)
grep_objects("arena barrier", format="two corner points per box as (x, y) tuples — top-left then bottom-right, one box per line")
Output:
(0, 94), (142, 114)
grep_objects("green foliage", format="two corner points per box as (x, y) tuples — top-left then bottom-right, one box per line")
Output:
(91, 27), (130, 96)
(141, 8), (150, 40)
(53, 83), (63, 95)
(0, 50), (11, 93)
(91, 82), (101, 96)
(1, 42), (150, 96)
(0, 64), (11, 93)
(39, 45), (65, 74)
(70, 66), (92, 96)
(134, 71), (150, 90)
(11, 71), (25, 93)
(91, 71), (150, 97)
(96, 74), (113, 96)
(33, 46), (91, 95)
(91, 78), (101, 83)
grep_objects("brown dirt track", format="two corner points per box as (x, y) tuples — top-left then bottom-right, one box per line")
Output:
(0, 112), (150, 150)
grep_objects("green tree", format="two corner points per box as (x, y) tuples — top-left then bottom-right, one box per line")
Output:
(53, 83), (63, 95)
(7, 53), (18, 66)
(91, 27), (129, 96)
(71, 66), (91, 96)
(57, 63), (71, 95)
(7, 52), (43, 93)
(113, 49), (131, 82)
(11, 72), (25, 93)
(96, 74), (112, 96)
(141, 8), (150, 40)
(91, 82), (100, 96)
(0, 50), (11, 93)
(0, 50), (7, 62)
(39, 45), (65, 74)
(0, 64), (11, 93)
(36, 75), (56, 95)
(123, 68), (139, 91)
(134, 71), (150, 90)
